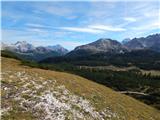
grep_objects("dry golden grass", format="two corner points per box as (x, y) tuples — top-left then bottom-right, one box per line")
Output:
(1, 57), (160, 120)
(80, 65), (160, 76)
(141, 70), (160, 76)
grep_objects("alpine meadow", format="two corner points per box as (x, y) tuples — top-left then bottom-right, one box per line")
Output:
(1, 1), (160, 120)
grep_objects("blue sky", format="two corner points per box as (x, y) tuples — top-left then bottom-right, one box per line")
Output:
(1, 1), (160, 50)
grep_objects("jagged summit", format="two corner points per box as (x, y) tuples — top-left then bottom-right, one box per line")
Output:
(2, 41), (69, 61)
(124, 33), (160, 51)
(47, 44), (69, 55)
(13, 41), (35, 52)
(15, 41), (28, 44)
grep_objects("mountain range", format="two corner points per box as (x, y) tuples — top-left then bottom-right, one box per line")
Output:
(66, 38), (127, 57)
(41, 33), (160, 70)
(1, 41), (69, 61)
(123, 34), (160, 52)
(67, 33), (160, 57)
(1, 33), (160, 62)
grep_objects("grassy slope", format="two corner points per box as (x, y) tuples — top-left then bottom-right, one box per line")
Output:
(1, 57), (160, 120)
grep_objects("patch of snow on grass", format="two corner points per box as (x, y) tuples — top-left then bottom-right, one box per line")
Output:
(2, 71), (119, 120)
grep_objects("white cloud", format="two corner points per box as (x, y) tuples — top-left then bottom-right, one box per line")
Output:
(26, 28), (46, 33)
(26, 23), (48, 28)
(89, 25), (126, 31)
(131, 20), (160, 31)
(57, 24), (126, 34)
(58, 27), (104, 34)
(124, 17), (137, 22)
(2, 1), (159, 47)
(25, 23), (54, 33)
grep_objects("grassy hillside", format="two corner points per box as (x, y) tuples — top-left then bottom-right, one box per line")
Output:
(1, 57), (160, 120)
(21, 60), (160, 110)
(1, 50), (21, 60)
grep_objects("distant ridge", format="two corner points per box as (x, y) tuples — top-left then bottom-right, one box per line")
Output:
(1, 41), (69, 61)
(47, 44), (69, 55)
(67, 38), (127, 57)
(67, 33), (160, 57)
(123, 33), (160, 51)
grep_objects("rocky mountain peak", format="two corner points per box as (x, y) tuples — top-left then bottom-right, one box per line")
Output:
(68, 38), (128, 58)
(75, 38), (124, 51)
(124, 33), (160, 51)
(13, 41), (35, 53)
(15, 41), (27, 45)
(47, 44), (69, 55)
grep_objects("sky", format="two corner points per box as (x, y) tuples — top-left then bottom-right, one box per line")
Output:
(1, 0), (160, 50)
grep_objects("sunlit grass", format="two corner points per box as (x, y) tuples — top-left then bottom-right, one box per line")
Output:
(1, 57), (160, 120)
